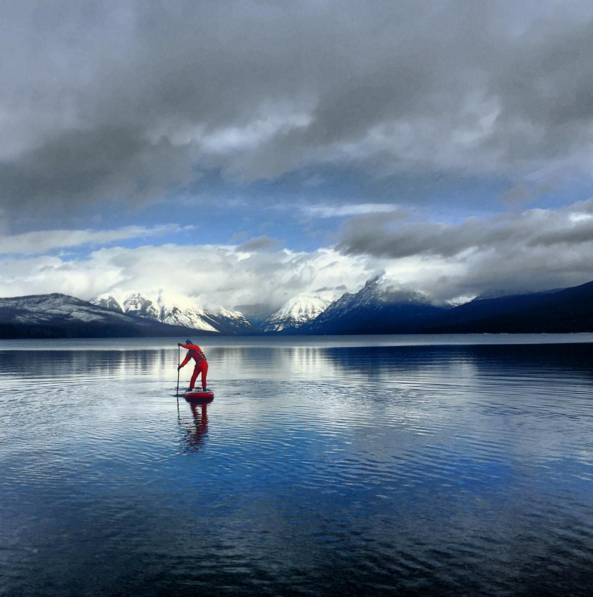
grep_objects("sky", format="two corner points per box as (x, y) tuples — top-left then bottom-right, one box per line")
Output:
(2, 0), (593, 315)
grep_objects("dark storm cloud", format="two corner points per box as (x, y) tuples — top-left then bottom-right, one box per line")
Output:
(338, 199), (593, 260)
(1, 0), (593, 216)
(0, 127), (193, 208)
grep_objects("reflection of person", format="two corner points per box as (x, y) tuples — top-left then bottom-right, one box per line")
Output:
(178, 340), (209, 391)
(180, 403), (209, 452)
(189, 403), (209, 449)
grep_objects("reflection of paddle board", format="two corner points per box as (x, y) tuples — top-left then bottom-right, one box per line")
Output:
(183, 389), (214, 403)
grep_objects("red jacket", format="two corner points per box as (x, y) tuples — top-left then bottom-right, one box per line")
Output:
(180, 344), (207, 367)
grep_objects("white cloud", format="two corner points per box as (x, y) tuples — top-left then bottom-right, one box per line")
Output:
(0, 243), (375, 312)
(199, 110), (313, 155)
(0, 224), (192, 256)
(5, 197), (593, 310)
(302, 203), (405, 218)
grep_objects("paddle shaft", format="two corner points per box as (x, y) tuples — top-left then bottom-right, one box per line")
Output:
(176, 344), (181, 396)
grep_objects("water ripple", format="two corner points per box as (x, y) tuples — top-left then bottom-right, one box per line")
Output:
(2, 339), (593, 595)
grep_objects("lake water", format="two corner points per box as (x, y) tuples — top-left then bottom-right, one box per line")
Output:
(2, 335), (593, 596)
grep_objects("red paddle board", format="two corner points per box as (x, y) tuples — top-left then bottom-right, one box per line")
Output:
(183, 389), (214, 403)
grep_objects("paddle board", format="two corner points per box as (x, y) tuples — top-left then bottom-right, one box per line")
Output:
(183, 389), (214, 403)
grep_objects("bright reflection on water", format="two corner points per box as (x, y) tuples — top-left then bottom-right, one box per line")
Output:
(2, 336), (593, 596)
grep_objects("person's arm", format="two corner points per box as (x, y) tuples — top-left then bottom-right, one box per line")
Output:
(179, 352), (191, 368)
(180, 343), (195, 350)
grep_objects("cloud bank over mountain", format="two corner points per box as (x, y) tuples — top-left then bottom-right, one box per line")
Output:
(0, 240), (373, 315)
(337, 198), (593, 299)
(3, 198), (593, 311)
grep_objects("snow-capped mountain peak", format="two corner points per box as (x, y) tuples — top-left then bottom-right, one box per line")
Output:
(91, 294), (124, 313)
(299, 276), (447, 334)
(91, 291), (259, 334)
(261, 294), (332, 332)
(123, 293), (160, 320)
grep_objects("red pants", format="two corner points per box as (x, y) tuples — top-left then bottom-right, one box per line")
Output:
(190, 360), (208, 390)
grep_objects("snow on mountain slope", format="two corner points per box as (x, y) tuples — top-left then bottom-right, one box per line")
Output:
(216, 307), (259, 334)
(161, 305), (220, 332)
(91, 291), (259, 334)
(0, 293), (205, 338)
(261, 294), (332, 332)
(299, 277), (449, 334)
(123, 293), (161, 320)
(2, 294), (135, 325)
(91, 295), (124, 313)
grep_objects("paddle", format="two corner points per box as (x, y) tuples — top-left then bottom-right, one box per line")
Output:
(176, 343), (181, 397)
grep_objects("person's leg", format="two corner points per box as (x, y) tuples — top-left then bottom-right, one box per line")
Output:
(201, 361), (209, 390)
(190, 365), (199, 390)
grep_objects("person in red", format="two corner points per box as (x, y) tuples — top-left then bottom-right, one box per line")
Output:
(178, 339), (209, 391)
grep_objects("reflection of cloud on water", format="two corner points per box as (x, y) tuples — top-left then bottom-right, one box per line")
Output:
(0, 348), (177, 382)
(7, 340), (593, 387)
(287, 346), (342, 379)
(279, 344), (593, 478)
(5, 341), (593, 471)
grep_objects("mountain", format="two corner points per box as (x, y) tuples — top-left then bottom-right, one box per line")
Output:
(0, 294), (211, 339)
(92, 295), (124, 313)
(261, 294), (332, 332)
(295, 276), (593, 335)
(92, 291), (260, 335)
(425, 280), (593, 333)
(299, 278), (449, 334)
(7, 278), (593, 340)
(216, 307), (263, 334)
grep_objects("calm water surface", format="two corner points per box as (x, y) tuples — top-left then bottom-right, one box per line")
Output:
(2, 335), (593, 596)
